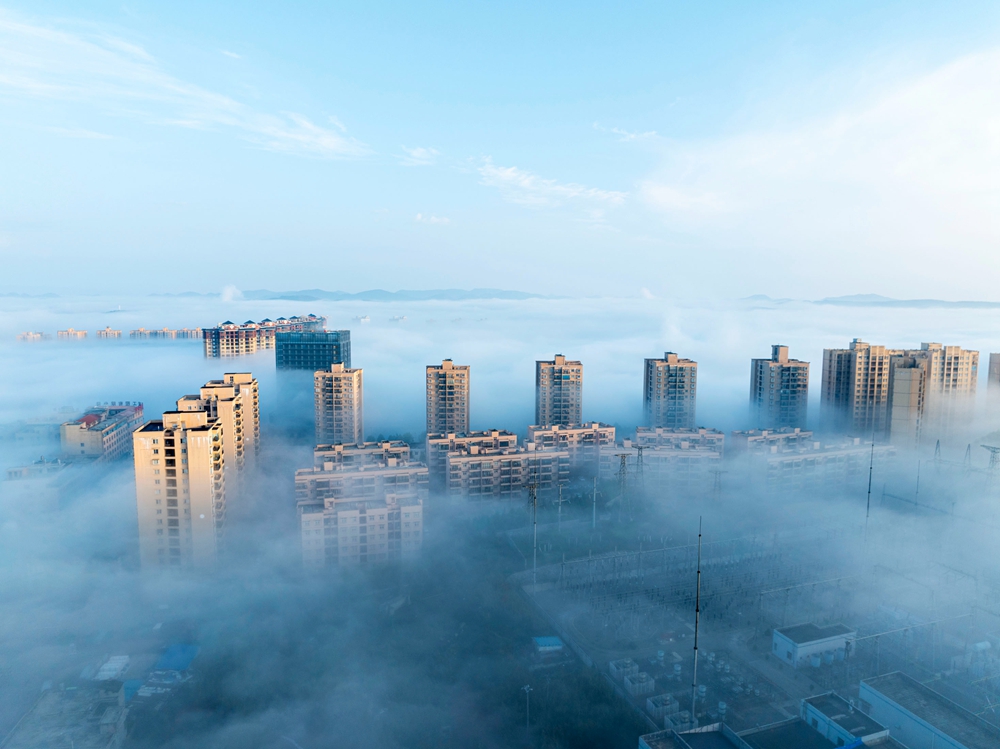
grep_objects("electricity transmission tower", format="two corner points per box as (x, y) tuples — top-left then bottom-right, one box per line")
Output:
(615, 453), (631, 522)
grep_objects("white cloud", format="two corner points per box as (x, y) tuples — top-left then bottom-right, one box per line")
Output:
(44, 126), (113, 139)
(220, 50), (241, 59)
(478, 158), (627, 208)
(594, 122), (657, 142)
(639, 49), (1000, 289)
(0, 13), (368, 159)
(399, 146), (440, 166)
(415, 213), (450, 225)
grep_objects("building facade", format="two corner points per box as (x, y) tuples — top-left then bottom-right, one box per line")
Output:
(60, 403), (145, 461)
(134, 410), (226, 568)
(750, 345), (809, 429)
(425, 430), (517, 490)
(445, 443), (569, 498)
(203, 314), (325, 357)
(526, 422), (615, 474)
(634, 426), (724, 454)
(599, 440), (720, 489)
(643, 352), (697, 429)
(176, 373), (259, 475)
(314, 364), (364, 445)
(426, 359), (470, 435)
(535, 354), (583, 427)
(275, 330), (351, 370)
(295, 445), (427, 567)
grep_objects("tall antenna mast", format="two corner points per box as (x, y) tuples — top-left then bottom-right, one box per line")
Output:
(530, 481), (538, 586)
(690, 517), (703, 726)
(865, 423), (875, 549)
(592, 476), (597, 529)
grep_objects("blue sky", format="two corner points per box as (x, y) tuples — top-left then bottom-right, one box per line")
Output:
(2, 1), (999, 297)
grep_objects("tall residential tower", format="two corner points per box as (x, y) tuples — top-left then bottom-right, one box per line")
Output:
(425, 360), (470, 435)
(315, 363), (364, 445)
(535, 355), (583, 427)
(643, 352), (697, 429)
(750, 345), (809, 429)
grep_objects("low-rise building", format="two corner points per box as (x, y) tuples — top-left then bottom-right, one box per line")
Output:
(527, 422), (615, 474)
(754, 439), (896, 490)
(96, 327), (122, 338)
(635, 427), (724, 455)
(1, 683), (129, 749)
(57, 328), (87, 339)
(60, 403), (145, 461)
(800, 692), (890, 746)
(314, 441), (410, 469)
(296, 445), (427, 567)
(444, 442), (569, 498)
(861, 671), (999, 749)
(599, 440), (721, 488)
(16, 331), (49, 341)
(425, 430), (518, 489)
(730, 427), (817, 455)
(772, 623), (855, 669)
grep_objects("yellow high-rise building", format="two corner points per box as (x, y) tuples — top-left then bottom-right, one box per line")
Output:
(314, 363), (364, 445)
(133, 410), (225, 568)
(176, 373), (259, 474)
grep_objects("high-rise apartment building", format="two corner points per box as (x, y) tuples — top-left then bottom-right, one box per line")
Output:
(535, 355), (583, 427)
(822, 339), (978, 439)
(314, 364), (364, 445)
(60, 403), (145, 460)
(296, 444), (427, 567)
(750, 345), (809, 429)
(134, 410), (225, 568)
(426, 360), (470, 435)
(176, 373), (259, 475)
(643, 352), (697, 429)
(989, 353), (1000, 391)
(276, 330), (351, 370)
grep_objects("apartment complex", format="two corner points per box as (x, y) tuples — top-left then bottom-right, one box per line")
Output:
(425, 430), (517, 489)
(598, 439), (720, 487)
(527, 422), (616, 473)
(60, 403), (145, 461)
(134, 410), (226, 568)
(176, 373), (260, 475)
(96, 327), (121, 339)
(275, 330), (351, 370)
(202, 314), (325, 357)
(57, 328), (87, 339)
(822, 339), (978, 441)
(750, 345), (809, 429)
(535, 354), (583, 427)
(445, 443), (569, 498)
(295, 444), (427, 567)
(634, 426), (725, 454)
(425, 359), (470, 435)
(130, 327), (202, 339)
(730, 428), (816, 455)
(314, 363), (364, 445)
(643, 352), (697, 429)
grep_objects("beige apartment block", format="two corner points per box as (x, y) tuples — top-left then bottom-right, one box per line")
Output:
(57, 328), (87, 339)
(753, 439), (896, 492)
(822, 340), (898, 435)
(203, 314), (325, 357)
(425, 430), (517, 489)
(643, 352), (697, 429)
(445, 442), (569, 498)
(634, 426), (724, 455)
(295, 446), (428, 567)
(750, 345), (809, 429)
(60, 403), (145, 461)
(598, 440), (720, 489)
(134, 410), (225, 569)
(315, 363), (364, 445)
(526, 422), (615, 473)
(314, 441), (410, 469)
(730, 428), (817, 455)
(536, 354), (583, 427)
(96, 327), (122, 339)
(16, 332), (49, 342)
(426, 359), (470, 435)
(176, 373), (259, 475)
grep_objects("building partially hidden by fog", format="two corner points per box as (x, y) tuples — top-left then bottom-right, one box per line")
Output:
(445, 441), (569, 498)
(822, 339), (978, 443)
(133, 373), (257, 569)
(296, 442), (426, 567)
(314, 363), (364, 445)
(536, 354), (583, 427)
(60, 403), (144, 461)
(202, 314), (325, 357)
(643, 352), (697, 429)
(600, 427), (723, 489)
(750, 344), (809, 429)
(275, 329), (351, 370)
(426, 359), (470, 435)
(527, 422), (615, 474)
(425, 430), (517, 490)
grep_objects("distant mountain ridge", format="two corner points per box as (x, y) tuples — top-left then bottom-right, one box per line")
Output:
(151, 288), (546, 302)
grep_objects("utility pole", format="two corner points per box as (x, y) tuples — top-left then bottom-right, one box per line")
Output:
(522, 684), (532, 736)
(690, 517), (703, 727)
(555, 482), (568, 534)
(592, 476), (597, 529)
(530, 482), (538, 586)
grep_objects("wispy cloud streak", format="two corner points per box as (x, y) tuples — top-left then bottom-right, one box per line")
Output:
(0, 13), (368, 158)
(478, 158), (626, 208)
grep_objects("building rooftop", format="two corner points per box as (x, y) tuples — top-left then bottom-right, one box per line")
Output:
(739, 718), (836, 749)
(805, 693), (884, 737)
(639, 730), (694, 749)
(863, 672), (1000, 749)
(682, 731), (739, 749)
(776, 623), (854, 645)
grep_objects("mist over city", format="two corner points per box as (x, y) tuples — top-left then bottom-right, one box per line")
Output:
(4, 3), (1000, 749)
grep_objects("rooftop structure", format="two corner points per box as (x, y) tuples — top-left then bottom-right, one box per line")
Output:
(772, 623), (855, 669)
(738, 718), (837, 749)
(60, 403), (145, 461)
(861, 671), (1000, 749)
(314, 441), (410, 469)
(275, 329), (351, 370)
(202, 314), (325, 357)
(644, 352), (698, 429)
(801, 692), (888, 746)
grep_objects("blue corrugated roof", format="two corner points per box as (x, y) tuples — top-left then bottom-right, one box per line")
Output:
(155, 644), (200, 672)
